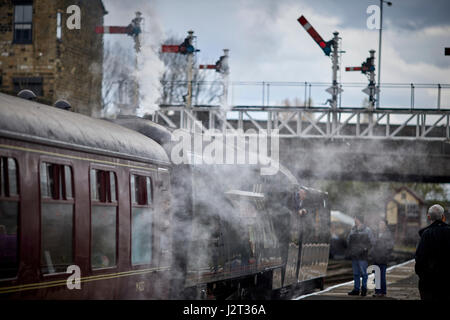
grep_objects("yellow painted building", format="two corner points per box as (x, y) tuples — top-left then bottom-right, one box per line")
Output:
(386, 187), (426, 245)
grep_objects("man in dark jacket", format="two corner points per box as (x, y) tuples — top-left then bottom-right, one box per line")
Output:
(415, 204), (450, 300)
(293, 188), (309, 217)
(370, 220), (394, 297)
(347, 214), (374, 296)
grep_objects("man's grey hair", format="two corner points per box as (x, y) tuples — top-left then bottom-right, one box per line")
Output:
(427, 204), (445, 221)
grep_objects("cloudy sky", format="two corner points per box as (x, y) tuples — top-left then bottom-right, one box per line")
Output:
(102, 0), (450, 107)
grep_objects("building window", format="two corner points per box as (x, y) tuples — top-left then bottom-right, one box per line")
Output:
(90, 169), (117, 270)
(13, 3), (33, 44)
(131, 174), (153, 266)
(406, 204), (419, 218)
(0, 157), (20, 279)
(13, 77), (43, 97)
(40, 162), (74, 274)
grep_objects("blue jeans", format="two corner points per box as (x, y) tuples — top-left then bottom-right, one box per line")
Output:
(352, 260), (368, 291)
(374, 264), (387, 294)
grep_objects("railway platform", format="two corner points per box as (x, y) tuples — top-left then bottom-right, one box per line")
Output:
(295, 259), (420, 300)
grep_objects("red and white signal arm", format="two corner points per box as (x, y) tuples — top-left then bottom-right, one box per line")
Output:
(199, 65), (216, 70)
(95, 26), (129, 34)
(298, 15), (328, 50)
(345, 66), (362, 72)
(161, 45), (180, 53)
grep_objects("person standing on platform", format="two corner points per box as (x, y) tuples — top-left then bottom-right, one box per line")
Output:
(370, 219), (394, 297)
(347, 213), (374, 297)
(415, 204), (450, 300)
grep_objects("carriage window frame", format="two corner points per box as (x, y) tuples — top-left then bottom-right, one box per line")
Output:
(89, 166), (119, 272)
(0, 155), (20, 281)
(130, 171), (154, 268)
(0, 157), (20, 200)
(39, 159), (75, 276)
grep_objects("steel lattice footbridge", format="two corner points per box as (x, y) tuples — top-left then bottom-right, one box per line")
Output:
(152, 82), (450, 142)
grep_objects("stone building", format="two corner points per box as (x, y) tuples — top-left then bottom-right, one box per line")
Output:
(0, 0), (106, 116)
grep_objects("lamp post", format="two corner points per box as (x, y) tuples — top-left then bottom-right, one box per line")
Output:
(377, 0), (392, 108)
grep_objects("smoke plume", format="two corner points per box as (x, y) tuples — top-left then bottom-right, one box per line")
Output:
(135, 4), (166, 116)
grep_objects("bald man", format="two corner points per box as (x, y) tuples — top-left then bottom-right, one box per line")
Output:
(415, 204), (450, 300)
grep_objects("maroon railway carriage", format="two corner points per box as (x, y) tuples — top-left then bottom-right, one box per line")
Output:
(0, 93), (331, 300)
(0, 93), (172, 299)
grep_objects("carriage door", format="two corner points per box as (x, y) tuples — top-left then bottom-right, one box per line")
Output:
(298, 198), (330, 282)
(283, 212), (301, 286)
(157, 168), (171, 267)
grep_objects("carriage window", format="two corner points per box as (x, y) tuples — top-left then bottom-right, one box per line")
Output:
(40, 163), (73, 200)
(90, 169), (117, 269)
(90, 169), (116, 203)
(131, 175), (152, 206)
(110, 173), (117, 202)
(131, 174), (153, 266)
(0, 157), (19, 279)
(64, 166), (73, 199)
(40, 162), (74, 274)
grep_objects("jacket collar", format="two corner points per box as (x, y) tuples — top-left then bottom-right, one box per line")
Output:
(418, 220), (446, 236)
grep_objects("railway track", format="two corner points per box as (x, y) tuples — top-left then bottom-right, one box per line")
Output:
(324, 260), (353, 287)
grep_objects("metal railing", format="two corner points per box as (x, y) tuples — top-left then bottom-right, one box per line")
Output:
(152, 105), (450, 141)
(159, 81), (450, 110)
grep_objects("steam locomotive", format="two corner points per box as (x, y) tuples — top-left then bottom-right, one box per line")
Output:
(0, 93), (330, 299)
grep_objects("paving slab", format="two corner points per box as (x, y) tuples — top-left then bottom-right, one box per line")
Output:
(296, 260), (420, 300)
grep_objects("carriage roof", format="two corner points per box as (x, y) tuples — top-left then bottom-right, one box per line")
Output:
(0, 93), (170, 165)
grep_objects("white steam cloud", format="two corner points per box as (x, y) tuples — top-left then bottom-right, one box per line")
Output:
(135, 5), (166, 116)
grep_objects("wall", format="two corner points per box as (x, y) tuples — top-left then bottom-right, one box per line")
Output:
(54, 0), (105, 116)
(0, 0), (105, 116)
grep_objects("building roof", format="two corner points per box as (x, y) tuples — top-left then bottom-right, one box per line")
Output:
(386, 186), (425, 206)
(99, 0), (108, 15)
(0, 93), (170, 165)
